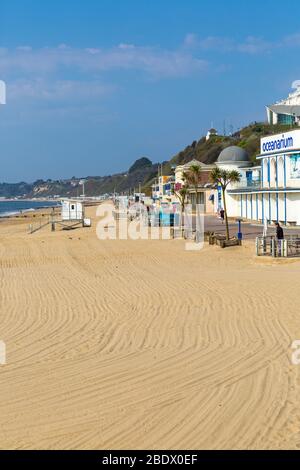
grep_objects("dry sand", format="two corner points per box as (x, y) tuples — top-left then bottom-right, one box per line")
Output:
(1, 205), (300, 449)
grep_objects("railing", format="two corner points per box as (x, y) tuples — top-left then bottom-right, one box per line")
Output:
(256, 236), (300, 257)
(172, 227), (201, 240)
(28, 216), (51, 234)
(232, 179), (261, 190)
(285, 238), (300, 257)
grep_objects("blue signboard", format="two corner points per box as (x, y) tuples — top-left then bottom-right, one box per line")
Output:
(217, 184), (222, 209)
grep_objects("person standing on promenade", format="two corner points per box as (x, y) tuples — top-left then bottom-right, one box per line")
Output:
(275, 222), (284, 240)
(275, 222), (284, 256)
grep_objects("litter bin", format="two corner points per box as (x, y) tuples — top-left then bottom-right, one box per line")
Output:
(236, 218), (243, 241)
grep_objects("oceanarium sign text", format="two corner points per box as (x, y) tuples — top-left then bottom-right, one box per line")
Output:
(261, 130), (300, 155)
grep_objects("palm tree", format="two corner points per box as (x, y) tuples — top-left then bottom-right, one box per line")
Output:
(210, 168), (241, 240)
(173, 184), (189, 234)
(183, 164), (202, 207)
(173, 164), (202, 235)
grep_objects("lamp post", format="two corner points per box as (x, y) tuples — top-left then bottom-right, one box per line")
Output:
(79, 179), (86, 199)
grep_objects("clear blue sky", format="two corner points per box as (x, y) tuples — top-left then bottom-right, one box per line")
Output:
(1, 0), (300, 182)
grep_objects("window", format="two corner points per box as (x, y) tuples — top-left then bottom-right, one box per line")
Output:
(197, 192), (204, 204)
(278, 114), (295, 125)
(277, 157), (284, 186)
(290, 154), (300, 178)
(246, 171), (253, 185)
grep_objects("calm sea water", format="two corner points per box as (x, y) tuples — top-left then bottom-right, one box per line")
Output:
(0, 200), (60, 217)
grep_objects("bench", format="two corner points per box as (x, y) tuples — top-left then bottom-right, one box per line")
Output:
(219, 238), (241, 248)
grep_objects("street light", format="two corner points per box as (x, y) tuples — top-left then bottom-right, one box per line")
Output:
(79, 179), (86, 199)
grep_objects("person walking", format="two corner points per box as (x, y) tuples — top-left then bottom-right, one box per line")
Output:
(220, 208), (225, 224)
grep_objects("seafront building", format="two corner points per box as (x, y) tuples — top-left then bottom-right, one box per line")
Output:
(225, 130), (300, 226)
(151, 175), (175, 201)
(267, 85), (300, 126)
(174, 159), (216, 213)
(158, 126), (300, 226)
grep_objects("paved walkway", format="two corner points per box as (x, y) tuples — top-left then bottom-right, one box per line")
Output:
(203, 214), (300, 240)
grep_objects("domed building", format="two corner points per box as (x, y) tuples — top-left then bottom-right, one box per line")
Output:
(173, 130), (300, 226)
(217, 146), (250, 169)
(215, 145), (262, 219)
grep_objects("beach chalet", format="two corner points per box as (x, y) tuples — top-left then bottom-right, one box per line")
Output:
(61, 200), (84, 221)
(222, 130), (300, 226)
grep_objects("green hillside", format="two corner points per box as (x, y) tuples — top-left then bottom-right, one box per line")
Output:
(169, 122), (299, 168)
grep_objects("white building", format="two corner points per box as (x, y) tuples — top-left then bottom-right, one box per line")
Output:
(225, 130), (300, 226)
(61, 200), (84, 221)
(206, 127), (218, 141)
(267, 84), (300, 126)
(152, 175), (174, 201)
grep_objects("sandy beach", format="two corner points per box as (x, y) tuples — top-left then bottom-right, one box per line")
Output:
(1, 205), (300, 449)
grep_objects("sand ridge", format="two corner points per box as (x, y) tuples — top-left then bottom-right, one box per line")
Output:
(0, 206), (300, 449)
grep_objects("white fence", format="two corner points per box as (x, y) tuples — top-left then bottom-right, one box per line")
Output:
(255, 236), (300, 257)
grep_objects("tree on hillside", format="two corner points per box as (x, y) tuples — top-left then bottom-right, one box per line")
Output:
(210, 168), (241, 240)
(128, 157), (152, 173)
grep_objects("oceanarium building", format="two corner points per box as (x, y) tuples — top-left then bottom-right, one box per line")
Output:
(225, 130), (300, 226)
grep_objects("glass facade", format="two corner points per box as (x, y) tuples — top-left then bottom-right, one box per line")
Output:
(278, 113), (295, 125)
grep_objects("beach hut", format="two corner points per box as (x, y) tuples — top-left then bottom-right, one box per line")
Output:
(28, 199), (91, 234)
(61, 200), (84, 221)
(59, 200), (91, 229)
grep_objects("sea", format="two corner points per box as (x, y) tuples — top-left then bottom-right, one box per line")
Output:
(0, 200), (60, 218)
